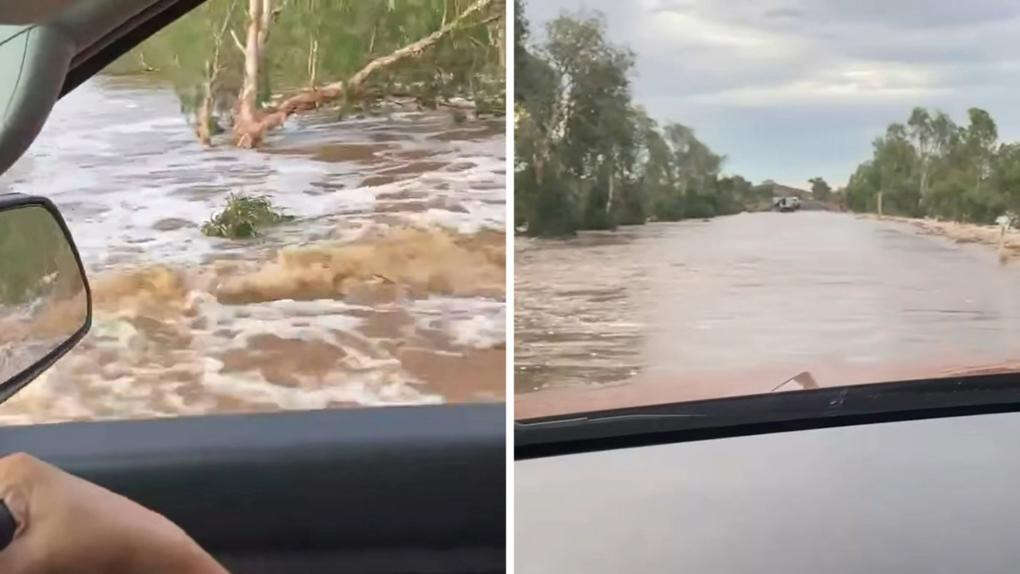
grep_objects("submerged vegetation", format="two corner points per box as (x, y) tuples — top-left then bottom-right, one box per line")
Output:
(201, 193), (295, 238)
(109, 0), (506, 148)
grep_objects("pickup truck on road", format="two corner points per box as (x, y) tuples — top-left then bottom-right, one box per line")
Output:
(773, 196), (801, 212)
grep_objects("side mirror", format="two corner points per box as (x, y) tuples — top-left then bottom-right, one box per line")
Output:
(0, 194), (90, 403)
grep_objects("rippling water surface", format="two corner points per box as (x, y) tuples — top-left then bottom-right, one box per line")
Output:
(0, 75), (506, 425)
(516, 211), (1020, 417)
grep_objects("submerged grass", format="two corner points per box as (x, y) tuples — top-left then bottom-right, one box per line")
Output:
(201, 193), (295, 239)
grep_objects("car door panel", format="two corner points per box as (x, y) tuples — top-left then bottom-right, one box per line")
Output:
(0, 404), (505, 572)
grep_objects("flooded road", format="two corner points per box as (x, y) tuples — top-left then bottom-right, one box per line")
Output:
(516, 211), (1020, 418)
(0, 75), (505, 425)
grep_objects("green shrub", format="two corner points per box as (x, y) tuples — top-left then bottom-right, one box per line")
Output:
(201, 193), (294, 239)
(526, 174), (578, 237)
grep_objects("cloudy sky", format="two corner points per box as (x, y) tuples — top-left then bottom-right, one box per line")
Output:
(521, 0), (1020, 188)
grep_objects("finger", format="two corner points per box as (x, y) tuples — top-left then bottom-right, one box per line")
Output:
(1, 488), (29, 538)
(0, 530), (36, 574)
(0, 454), (41, 539)
(0, 457), (35, 573)
(0, 453), (48, 486)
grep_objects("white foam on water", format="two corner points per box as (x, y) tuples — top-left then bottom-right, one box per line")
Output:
(413, 205), (506, 234)
(0, 75), (504, 423)
(411, 297), (506, 349)
(200, 362), (443, 411)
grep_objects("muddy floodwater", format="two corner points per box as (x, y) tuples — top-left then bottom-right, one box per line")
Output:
(0, 75), (505, 425)
(516, 211), (1020, 418)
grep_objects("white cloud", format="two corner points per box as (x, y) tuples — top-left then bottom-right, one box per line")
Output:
(521, 0), (1020, 186)
(685, 62), (947, 107)
(643, 5), (786, 50)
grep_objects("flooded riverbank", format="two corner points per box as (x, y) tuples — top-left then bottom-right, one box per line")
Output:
(0, 75), (505, 425)
(857, 213), (1020, 260)
(517, 211), (1020, 419)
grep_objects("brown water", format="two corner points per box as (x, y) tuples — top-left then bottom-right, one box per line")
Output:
(0, 75), (506, 425)
(516, 211), (1020, 418)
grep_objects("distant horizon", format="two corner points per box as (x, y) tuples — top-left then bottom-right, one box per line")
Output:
(521, 0), (1020, 189)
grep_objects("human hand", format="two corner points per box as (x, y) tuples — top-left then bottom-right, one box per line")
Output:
(0, 453), (226, 573)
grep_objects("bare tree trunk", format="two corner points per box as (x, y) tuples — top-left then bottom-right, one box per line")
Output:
(605, 159), (614, 215)
(606, 174), (614, 215)
(232, 0), (498, 148)
(307, 37), (319, 89)
(919, 166), (928, 207)
(255, 0), (276, 104)
(258, 0), (273, 45)
(497, 16), (505, 71)
(197, 0), (239, 146)
(139, 52), (157, 72)
(196, 65), (214, 145)
(233, 0), (267, 148)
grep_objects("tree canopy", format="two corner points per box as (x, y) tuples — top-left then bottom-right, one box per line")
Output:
(847, 106), (1020, 223)
(514, 3), (767, 236)
(517, 2), (1020, 235)
(108, 0), (505, 143)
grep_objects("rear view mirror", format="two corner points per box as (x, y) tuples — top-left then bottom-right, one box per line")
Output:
(0, 195), (90, 403)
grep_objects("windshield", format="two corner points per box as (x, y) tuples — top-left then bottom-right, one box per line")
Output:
(514, 0), (1020, 420)
(0, 0), (506, 425)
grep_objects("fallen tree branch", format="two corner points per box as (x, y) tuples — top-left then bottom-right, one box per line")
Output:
(346, 0), (496, 93)
(466, 12), (501, 28)
(232, 0), (500, 148)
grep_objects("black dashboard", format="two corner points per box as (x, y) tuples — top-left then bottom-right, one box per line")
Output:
(517, 410), (1020, 573)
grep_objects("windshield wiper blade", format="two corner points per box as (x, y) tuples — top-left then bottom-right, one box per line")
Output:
(517, 412), (705, 428)
(516, 371), (1020, 460)
(770, 370), (820, 392)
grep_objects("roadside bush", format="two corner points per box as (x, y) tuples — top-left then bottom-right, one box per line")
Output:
(527, 174), (578, 237)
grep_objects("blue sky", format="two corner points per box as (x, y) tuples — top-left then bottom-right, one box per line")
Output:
(520, 0), (1020, 189)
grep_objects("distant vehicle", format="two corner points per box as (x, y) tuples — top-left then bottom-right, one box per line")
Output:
(773, 196), (801, 212)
